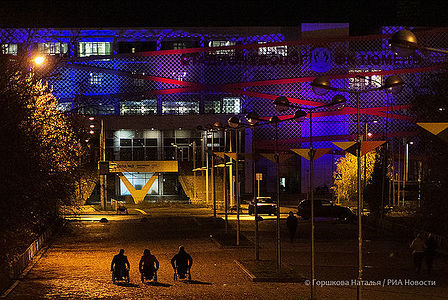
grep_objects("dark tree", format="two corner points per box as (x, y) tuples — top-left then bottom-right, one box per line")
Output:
(0, 54), (87, 266)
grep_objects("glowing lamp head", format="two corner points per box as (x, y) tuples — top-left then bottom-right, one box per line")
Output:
(89, 130), (94, 134)
(33, 56), (46, 66)
(311, 77), (331, 96)
(389, 29), (418, 57)
(385, 75), (404, 95)
(246, 112), (261, 126)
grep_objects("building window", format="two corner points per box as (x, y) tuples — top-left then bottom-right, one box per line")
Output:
(349, 69), (383, 90)
(173, 42), (187, 49)
(56, 102), (72, 111)
(78, 42), (111, 57)
(204, 100), (221, 114)
(38, 42), (68, 55)
(162, 101), (199, 115)
(133, 78), (145, 86)
(208, 40), (235, 56)
(80, 104), (115, 115)
(120, 100), (157, 115)
(1, 44), (18, 55)
(222, 97), (241, 114)
(89, 73), (103, 85)
(120, 173), (159, 196)
(258, 42), (287, 56)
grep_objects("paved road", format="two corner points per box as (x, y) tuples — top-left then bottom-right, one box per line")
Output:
(7, 207), (448, 299)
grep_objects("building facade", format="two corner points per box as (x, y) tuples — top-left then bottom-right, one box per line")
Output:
(1, 24), (445, 205)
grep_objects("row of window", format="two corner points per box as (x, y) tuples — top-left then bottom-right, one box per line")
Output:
(1, 41), (288, 57)
(59, 97), (241, 115)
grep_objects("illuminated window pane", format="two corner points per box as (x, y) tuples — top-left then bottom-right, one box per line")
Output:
(38, 42), (68, 55)
(349, 69), (383, 90)
(56, 102), (72, 111)
(258, 42), (287, 56)
(204, 100), (221, 113)
(208, 40), (235, 55)
(1, 44), (18, 55)
(120, 100), (157, 115)
(222, 97), (241, 114)
(78, 42), (111, 57)
(173, 42), (187, 49)
(162, 101), (199, 115)
(120, 173), (159, 196)
(89, 73), (103, 85)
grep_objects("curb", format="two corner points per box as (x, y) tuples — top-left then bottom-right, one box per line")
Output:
(234, 260), (307, 283)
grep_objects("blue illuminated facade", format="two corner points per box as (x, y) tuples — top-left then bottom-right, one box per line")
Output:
(0, 24), (439, 204)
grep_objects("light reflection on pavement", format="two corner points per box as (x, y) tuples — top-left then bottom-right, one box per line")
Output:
(7, 207), (448, 300)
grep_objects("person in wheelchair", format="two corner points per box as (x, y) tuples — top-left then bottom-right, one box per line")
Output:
(139, 249), (159, 282)
(111, 249), (130, 281)
(171, 245), (193, 280)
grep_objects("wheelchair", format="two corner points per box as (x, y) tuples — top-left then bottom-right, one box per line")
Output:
(173, 265), (191, 281)
(140, 266), (158, 283)
(112, 265), (130, 284)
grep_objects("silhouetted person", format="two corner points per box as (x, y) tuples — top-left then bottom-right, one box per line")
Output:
(425, 233), (438, 275)
(171, 245), (193, 279)
(139, 249), (159, 281)
(286, 211), (298, 243)
(111, 249), (130, 279)
(410, 233), (425, 273)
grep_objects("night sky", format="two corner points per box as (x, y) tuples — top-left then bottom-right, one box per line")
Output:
(0, 0), (447, 34)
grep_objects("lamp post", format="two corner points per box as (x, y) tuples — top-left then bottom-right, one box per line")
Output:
(390, 29), (448, 57)
(228, 116), (242, 246)
(274, 95), (346, 300)
(213, 121), (230, 233)
(311, 75), (404, 300)
(246, 112), (262, 260)
(229, 113), (302, 268)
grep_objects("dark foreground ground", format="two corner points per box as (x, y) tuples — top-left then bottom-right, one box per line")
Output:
(6, 207), (448, 299)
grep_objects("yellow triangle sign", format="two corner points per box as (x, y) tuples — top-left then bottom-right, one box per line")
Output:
(360, 141), (385, 156)
(333, 141), (357, 151)
(259, 153), (276, 162)
(417, 122), (448, 135)
(225, 152), (237, 160)
(290, 148), (333, 160)
(213, 152), (225, 158)
(291, 149), (311, 160)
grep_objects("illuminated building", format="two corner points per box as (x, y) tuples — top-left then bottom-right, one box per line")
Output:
(0, 24), (442, 204)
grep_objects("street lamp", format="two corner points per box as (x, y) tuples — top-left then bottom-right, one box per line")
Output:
(390, 29), (448, 56)
(311, 75), (403, 300)
(32, 55), (46, 66)
(227, 116), (243, 247)
(229, 112), (302, 268)
(244, 111), (262, 260)
(213, 121), (231, 233)
(274, 95), (346, 300)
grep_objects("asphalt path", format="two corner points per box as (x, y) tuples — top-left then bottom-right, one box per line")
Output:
(7, 207), (448, 299)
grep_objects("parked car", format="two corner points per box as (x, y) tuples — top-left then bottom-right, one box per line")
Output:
(297, 199), (354, 223)
(248, 197), (277, 215)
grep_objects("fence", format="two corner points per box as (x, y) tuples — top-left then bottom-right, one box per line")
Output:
(9, 223), (59, 280)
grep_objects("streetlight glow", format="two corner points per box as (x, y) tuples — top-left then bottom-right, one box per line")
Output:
(33, 56), (46, 66)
